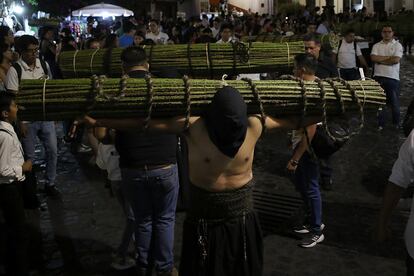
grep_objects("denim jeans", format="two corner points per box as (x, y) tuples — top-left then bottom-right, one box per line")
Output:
(121, 164), (179, 272)
(21, 121), (57, 186)
(339, 68), (361, 80)
(375, 77), (401, 127)
(294, 152), (322, 234)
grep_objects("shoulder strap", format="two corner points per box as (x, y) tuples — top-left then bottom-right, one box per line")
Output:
(0, 128), (12, 136)
(39, 59), (49, 76)
(336, 39), (343, 59)
(12, 63), (22, 83)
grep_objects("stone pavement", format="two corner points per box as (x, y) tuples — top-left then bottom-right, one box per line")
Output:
(12, 57), (414, 275)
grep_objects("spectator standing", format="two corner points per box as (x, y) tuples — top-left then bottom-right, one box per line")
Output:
(216, 24), (237, 44)
(371, 25), (403, 130)
(333, 29), (368, 80)
(146, 20), (170, 45)
(119, 21), (137, 48)
(5, 35), (60, 198)
(0, 92), (32, 276)
(287, 54), (325, 248)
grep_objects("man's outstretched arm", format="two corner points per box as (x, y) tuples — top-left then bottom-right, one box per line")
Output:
(82, 115), (199, 133)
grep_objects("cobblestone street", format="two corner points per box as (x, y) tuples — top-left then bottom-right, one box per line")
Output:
(20, 57), (414, 276)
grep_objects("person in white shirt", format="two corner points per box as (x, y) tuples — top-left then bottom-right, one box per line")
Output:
(333, 29), (368, 80)
(5, 35), (60, 198)
(371, 25), (403, 130)
(146, 19), (170, 45)
(316, 17), (330, 35)
(216, 23), (237, 44)
(210, 18), (221, 39)
(0, 92), (32, 275)
(376, 129), (414, 276)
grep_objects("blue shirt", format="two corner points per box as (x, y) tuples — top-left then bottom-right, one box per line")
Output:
(119, 34), (134, 48)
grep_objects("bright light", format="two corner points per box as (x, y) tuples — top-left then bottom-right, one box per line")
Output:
(14, 5), (24, 14)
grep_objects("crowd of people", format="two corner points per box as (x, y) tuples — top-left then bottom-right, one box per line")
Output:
(0, 5), (412, 276)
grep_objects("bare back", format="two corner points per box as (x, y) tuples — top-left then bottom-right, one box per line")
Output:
(185, 116), (263, 192)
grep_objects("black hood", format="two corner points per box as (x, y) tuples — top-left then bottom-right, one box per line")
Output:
(204, 86), (248, 158)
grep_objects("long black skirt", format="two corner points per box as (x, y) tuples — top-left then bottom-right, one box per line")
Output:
(179, 211), (263, 276)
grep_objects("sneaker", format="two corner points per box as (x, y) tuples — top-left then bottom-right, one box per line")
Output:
(45, 185), (62, 200)
(294, 223), (325, 234)
(77, 144), (92, 153)
(299, 233), (325, 248)
(110, 255), (136, 271)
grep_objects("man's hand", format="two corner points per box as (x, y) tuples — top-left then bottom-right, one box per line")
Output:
(286, 160), (298, 173)
(22, 160), (32, 172)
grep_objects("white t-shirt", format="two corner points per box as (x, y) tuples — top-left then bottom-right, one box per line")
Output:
(6, 58), (52, 91)
(389, 130), (414, 259)
(333, 39), (363, 69)
(371, 39), (403, 80)
(96, 143), (122, 181)
(316, 23), (329, 35)
(146, 32), (169, 44)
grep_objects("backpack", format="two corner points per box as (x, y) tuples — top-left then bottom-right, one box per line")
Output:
(336, 40), (360, 67)
(12, 59), (49, 83)
(310, 122), (351, 159)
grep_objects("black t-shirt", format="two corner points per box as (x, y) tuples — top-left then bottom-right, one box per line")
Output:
(316, 53), (338, 79)
(115, 70), (177, 167)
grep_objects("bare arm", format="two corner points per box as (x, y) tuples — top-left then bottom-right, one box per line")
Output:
(377, 182), (404, 230)
(357, 55), (369, 70)
(263, 115), (322, 130)
(84, 115), (199, 134)
(291, 124), (317, 162)
(371, 55), (400, 65)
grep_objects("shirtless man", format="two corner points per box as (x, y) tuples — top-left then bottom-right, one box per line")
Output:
(81, 81), (318, 276)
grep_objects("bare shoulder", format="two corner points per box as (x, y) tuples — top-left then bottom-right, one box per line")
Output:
(247, 115), (264, 139)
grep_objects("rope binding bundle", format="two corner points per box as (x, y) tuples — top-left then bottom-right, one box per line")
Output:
(16, 75), (386, 123)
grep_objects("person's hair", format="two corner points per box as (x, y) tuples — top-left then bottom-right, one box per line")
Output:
(0, 43), (9, 64)
(123, 21), (136, 33)
(382, 24), (393, 31)
(303, 34), (321, 44)
(0, 26), (11, 46)
(104, 33), (118, 48)
(202, 28), (213, 35)
(121, 46), (147, 67)
(294, 53), (318, 75)
(85, 38), (100, 49)
(220, 23), (233, 33)
(14, 35), (39, 54)
(0, 92), (15, 118)
(344, 28), (355, 35)
(149, 19), (160, 26)
(39, 26), (54, 39)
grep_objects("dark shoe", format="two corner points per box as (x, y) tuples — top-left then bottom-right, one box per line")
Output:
(157, 267), (178, 276)
(294, 223), (325, 234)
(320, 177), (333, 191)
(299, 232), (325, 248)
(45, 185), (62, 199)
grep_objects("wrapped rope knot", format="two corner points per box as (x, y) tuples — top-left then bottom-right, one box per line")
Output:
(183, 75), (192, 131)
(144, 74), (154, 130)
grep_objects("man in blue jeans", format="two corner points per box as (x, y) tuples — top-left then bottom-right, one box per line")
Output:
(287, 54), (324, 248)
(5, 35), (60, 198)
(371, 25), (403, 130)
(113, 46), (179, 276)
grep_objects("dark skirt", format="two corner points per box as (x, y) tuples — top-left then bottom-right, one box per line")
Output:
(179, 182), (263, 276)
